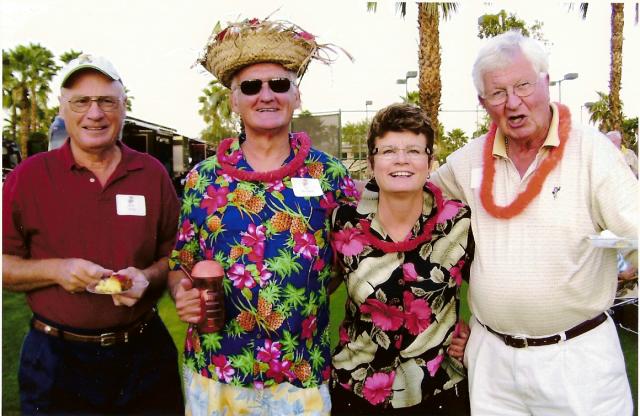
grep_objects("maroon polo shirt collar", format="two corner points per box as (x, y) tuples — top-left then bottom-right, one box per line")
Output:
(56, 139), (145, 174)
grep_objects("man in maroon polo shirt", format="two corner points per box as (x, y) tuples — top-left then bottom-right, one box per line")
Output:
(2, 54), (183, 414)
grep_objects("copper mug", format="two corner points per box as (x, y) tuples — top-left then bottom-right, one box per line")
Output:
(189, 260), (225, 333)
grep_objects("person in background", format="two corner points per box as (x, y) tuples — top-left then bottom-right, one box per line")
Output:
(47, 114), (68, 151)
(2, 54), (183, 415)
(431, 30), (637, 415)
(606, 130), (638, 178)
(168, 18), (358, 415)
(330, 103), (472, 415)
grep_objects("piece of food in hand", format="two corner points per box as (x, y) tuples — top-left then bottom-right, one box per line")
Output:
(94, 274), (133, 294)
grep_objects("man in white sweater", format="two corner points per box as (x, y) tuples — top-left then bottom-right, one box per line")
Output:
(431, 30), (637, 416)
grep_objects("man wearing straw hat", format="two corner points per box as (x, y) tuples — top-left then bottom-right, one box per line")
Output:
(168, 17), (358, 415)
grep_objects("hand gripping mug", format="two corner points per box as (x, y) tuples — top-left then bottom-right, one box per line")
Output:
(190, 260), (225, 333)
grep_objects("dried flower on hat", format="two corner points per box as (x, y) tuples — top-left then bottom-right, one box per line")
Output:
(199, 17), (351, 87)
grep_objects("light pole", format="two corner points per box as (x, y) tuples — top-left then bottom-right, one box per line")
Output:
(362, 100), (372, 160)
(582, 101), (595, 124)
(549, 72), (578, 103)
(396, 70), (417, 101)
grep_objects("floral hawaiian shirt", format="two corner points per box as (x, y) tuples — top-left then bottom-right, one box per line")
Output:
(330, 179), (473, 409)
(169, 132), (358, 389)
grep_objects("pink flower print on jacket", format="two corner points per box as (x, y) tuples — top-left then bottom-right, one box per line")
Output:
(448, 259), (465, 286)
(427, 354), (444, 377)
(242, 223), (267, 263)
(363, 371), (395, 405)
(436, 199), (465, 224)
(402, 263), (419, 282)
(227, 263), (256, 290)
(340, 177), (360, 199)
(360, 299), (404, 331)
(200, 185), (230, 215)
(320, 192), (338, 214)
(211, 355), (235, 383)
(332, 227), (366, 257)
(257, 339), (282, 362)
(293, 232), (319, 260)
(265, 179), (285, 192)
(402, 291), (432, 336)
(301, 315), (317, 340)
(178, 219), (195, 242)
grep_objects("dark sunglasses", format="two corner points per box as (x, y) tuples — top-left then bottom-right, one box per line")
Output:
(238, 78), (292, 95)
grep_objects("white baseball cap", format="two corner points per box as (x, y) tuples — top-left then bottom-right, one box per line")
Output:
(59, 54), (122, 88)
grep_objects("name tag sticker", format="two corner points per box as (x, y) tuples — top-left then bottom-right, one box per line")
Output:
(116, 194), (146, 216)
(470, 168), (483, 189)
(291, 178), (323, 197)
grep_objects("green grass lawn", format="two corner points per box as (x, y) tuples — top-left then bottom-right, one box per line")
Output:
(3, 285), (638, 414)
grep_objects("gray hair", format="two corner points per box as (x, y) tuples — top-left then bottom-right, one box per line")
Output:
(472, 30), (549, 97)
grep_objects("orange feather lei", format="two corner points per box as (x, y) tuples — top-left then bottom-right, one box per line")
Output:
(480, 103), (571, 219)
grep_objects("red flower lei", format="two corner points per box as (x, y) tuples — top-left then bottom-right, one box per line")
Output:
(217, 132), (312, 182)
(359, 181), (445, 253)
(480, 103), (571, 219)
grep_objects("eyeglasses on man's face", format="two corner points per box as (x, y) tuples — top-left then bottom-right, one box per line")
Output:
(372, 145), (431, 160)
(236, 78), (293, 96)
(66, 96), (123, 113)
(483, 80), (537, 106)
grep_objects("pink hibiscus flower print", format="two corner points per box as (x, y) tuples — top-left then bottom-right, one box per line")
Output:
(301, 315), (317, 340)
(211, 355), (234, 382)
(178, 219), (195, 242)
(265, 179), (285, 192)
(266, 359), (295, 383)
(340, 177), (360, 198)
(427, 354), (444, 377)
(332, 227), (366, 257)
(241, 223), (266, 247)
(363, 371), (395, 405)
(360, 299), (404, 331)
(257, 262), (273, 287)
(402, 263), (419, 282)
(436, 199), (465, 224)
(257, 339), (282, 362)
(449, 260), (465, 286)
(227, 263), (256, 289)
(339, 326), (350, 345)
(200, 185), (230, 215)
(403, 291), (432, 336)
(312, 257), (325, 271)
(293, 232), (319, 260)
(199, 236), (214, 260)
(320, 192), (338, 213)
(322, 365), (331, 381)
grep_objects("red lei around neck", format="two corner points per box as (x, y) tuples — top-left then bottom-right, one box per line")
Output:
(217, 132), (312, 182)
(359, 181), (445, 253)
(480, 103), (571, 219)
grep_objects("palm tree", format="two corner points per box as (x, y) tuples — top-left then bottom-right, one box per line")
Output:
(198, 80), (238, 145)
(586, 91), (611, 131)
(26, 44), (59, 134)
(367, 2), (458, 145)
(574, 3), (634, 132)
(2, 50), (19, 142)
(3, 44), (60, 157)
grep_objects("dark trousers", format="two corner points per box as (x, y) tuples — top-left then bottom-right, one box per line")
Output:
(19, 313), (184, 415)
(330, 380), (470, 415)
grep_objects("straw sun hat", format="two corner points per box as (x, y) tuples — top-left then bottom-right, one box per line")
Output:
(199, 17), (349, 87)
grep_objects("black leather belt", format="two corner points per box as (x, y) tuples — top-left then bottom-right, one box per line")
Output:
(31, 308), (156, 347)
(481, 313), (608, 348)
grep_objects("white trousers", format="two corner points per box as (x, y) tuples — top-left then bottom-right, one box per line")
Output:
(464, 315), (633, 416)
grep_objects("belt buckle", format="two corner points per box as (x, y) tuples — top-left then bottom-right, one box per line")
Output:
(507, 335), (528, 348)
(100, 332), (117, 347)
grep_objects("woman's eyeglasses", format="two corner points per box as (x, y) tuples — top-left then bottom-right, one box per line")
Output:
(237, 78), (293, 96)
